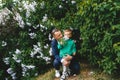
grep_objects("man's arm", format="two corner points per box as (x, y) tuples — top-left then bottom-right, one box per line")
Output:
(51, 40), (60, 60)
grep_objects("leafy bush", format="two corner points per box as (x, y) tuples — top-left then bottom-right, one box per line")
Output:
(77, 0), (120, 74)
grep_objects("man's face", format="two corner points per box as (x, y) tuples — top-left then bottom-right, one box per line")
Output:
(53, 31), (63, 40)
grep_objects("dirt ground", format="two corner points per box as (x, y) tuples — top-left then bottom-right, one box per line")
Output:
(54, 61), (120, 80)
(36, 60), (120, 80)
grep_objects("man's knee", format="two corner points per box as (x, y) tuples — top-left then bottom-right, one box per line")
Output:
(74, 63), (80, 73)
(53, 59), (61, 69)
(70, 62), (80, 74)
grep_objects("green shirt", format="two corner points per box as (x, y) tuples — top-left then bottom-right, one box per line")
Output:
(57, 39), (76, 58)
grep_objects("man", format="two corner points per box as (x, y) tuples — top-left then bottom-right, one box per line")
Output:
(51, 28), (80, 78)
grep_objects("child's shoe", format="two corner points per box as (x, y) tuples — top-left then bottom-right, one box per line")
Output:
(60, 74), (66, 80)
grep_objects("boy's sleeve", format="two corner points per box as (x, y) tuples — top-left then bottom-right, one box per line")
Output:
(57, 42), (63, 49)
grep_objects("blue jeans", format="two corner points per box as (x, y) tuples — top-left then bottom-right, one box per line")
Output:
(53, 58), (61, 70)
(53, 57), (80, 74)
(69, 60), (80, 74)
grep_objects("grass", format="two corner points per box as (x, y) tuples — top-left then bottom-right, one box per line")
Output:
(36, 69), (55, 80)
(35, 61), (120, 80)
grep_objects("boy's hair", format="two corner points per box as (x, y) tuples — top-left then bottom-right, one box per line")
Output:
(64, 29), (72, 34)
(64, 29), (72, 38)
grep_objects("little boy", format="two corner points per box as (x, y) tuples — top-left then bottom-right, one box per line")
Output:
(57, 29), (76, 80)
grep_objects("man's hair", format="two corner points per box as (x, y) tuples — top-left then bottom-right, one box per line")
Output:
(51, 28), (60, 36)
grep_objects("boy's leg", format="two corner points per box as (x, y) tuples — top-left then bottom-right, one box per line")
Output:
(60, 60), (71, 80)
(60, 65), (67, 80)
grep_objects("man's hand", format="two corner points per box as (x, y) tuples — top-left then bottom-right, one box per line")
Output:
(62, 60), (70, 66)
(64, 55), (73, 61)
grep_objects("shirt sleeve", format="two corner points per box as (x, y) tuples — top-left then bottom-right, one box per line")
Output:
(57, 42), (63, 49)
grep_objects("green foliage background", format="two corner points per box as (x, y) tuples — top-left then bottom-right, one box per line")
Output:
(0, 0), (120, 80)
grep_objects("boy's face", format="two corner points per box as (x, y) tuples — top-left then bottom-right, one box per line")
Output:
(64, 31), (72, 38)
(53, 31), (63, 40)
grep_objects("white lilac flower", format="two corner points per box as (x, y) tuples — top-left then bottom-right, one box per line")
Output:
(26, 22), (31, 26)
(23, 1), (37, 18)
(0, 8), (11, 25)
(66, 1), (68, 3)
(31, 43), (44, 58)
(48, 33), (52, 40)
(12, 76), (16, 80)
(51, 23), (53, 26)
(29, 1), (37, 12)
(13, 12), (25, 28)
(36, 56), (40, 59)
(29, 29), (31, 31)
(3, 57), (10, 65)
(43, 57), (51, 62)
(33, 25), (39, 29)
(37, 42), (41, 47)
(15, 49), (21, 54)
(26, 65), (35, 69)
(7, 68), (14, 74)
(40, 24), (45, 29)
(12, 54), (21, 63)
(30, 51), (37, 58)
(18, 8), (22, 12)
(13, 0), (19, 3)
(29, 32), (37, 39)
(71, 0), (76, 4)
(22, 72), (25, 76)
(59, 4), (62, 8)
(23, 1), (36, 12)
(49, 48), (53, 56)
(21, 64), (35, 74)
(11, 73), (16, 80)
(40, 52), (44, 57)
(16, 59), (21, 63)
(21, 64), (27, 72)
(43, 57), (51, 64)
(21, 64), (25, 68)
(9, 52), (12, 54)
(42, 14), (48, 22)
(36, 24), (40, 28)
(1, 41), (7, 47)
(0, 1), (2, 7)
(12, 54), (17, 61)
(26, 72), (30, 76)
(33, 45), (41, 52)
(44, 44), (49, 49)
(12, 54), (17, 60)
(35, 73), (38, 76)
(40, 29), (44, 32)
(40, 1), (45, 9)
(5, 78), (8, 80)
(26, 11), (31, 18)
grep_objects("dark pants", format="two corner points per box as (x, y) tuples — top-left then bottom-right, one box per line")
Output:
(53, 57), (80, 74)
(53, 58), (61, 70)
